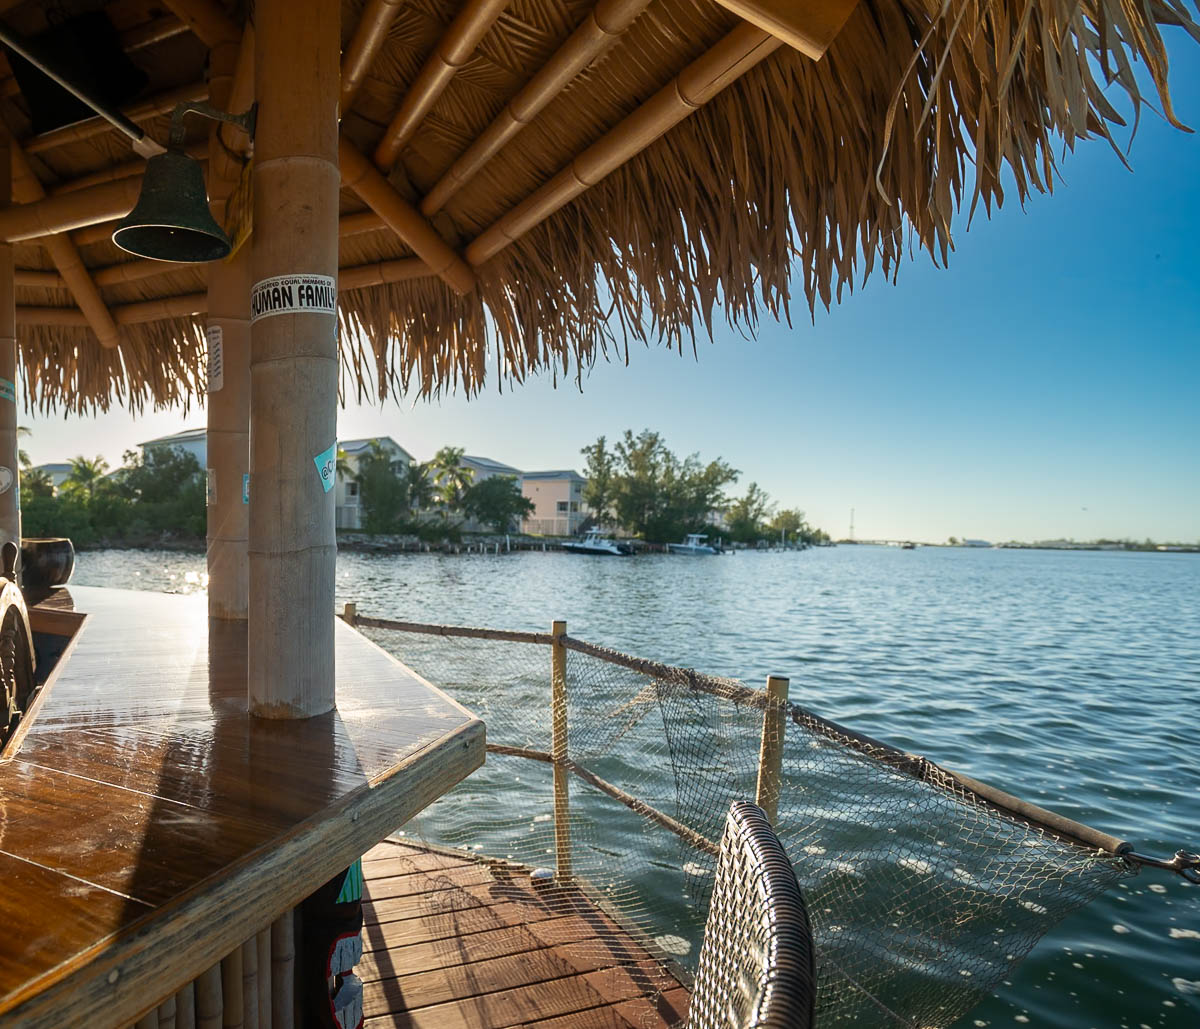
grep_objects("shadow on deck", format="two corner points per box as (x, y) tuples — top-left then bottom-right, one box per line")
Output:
(361, 840), (691, 1028)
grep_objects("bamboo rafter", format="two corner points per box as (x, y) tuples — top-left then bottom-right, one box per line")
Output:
(341, 0), (409, 113)
(713, 0), (860, 57)
(421, 0), (653, 217)
(372, 0), (510, 171)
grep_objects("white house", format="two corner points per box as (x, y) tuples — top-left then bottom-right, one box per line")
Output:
(139, 428), (208, 467)
(335, 437), (414, 530)
(30, 462), (73, 489)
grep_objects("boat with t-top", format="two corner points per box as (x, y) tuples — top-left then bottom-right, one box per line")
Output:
(667, 533), (724, 555)
(563, 530), (633, 556)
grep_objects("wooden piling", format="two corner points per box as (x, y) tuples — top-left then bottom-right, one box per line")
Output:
(551, 619), (571, 881)
(206, 35), (251, 622)
(248, 0), (340, 717)
(270, 912), (295, 1029)
(342, 602), (357, 627)
(0, 138), (18, 558)
(755, 675), (790, 823)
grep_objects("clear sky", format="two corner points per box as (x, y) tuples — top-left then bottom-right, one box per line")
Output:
(19, 36), (1200, 544)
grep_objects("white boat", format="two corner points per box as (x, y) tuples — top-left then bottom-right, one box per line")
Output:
(667, 533), (723, 555)
(563, 530), (632, 556)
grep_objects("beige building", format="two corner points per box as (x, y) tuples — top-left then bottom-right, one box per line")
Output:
(334, 437), (414, 530)
(521, 470), (587, 536)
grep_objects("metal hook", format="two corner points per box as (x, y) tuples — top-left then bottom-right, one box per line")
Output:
(167, 101), (258, 152)
(1124, 849), (1200, 883)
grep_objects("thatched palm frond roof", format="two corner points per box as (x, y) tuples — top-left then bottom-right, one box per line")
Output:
(1, 0), (1196, 411)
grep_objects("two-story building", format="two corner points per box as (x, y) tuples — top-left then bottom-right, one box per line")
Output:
(521, 470), (587, 536)
(335, 437), (414, 530)
(139, 428), (209, 467)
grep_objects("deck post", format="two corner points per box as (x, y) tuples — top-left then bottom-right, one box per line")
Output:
(755, 675), (790, 823)
(248, 0), (341, 717)
(195, 963), (222, 1029)
(342, 602), (357, 627)
(270, 912), (295, 1029)
(206, 35), (250, 622)
(220, 946), (243, 1029)
(551, 619), (571, 880)
(0, 138), (19, 559)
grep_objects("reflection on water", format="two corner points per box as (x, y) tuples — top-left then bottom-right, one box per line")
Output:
(72, 544), (1199, 1028)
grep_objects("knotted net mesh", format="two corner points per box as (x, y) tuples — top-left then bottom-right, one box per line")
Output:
(358, 619), (1133, 1029)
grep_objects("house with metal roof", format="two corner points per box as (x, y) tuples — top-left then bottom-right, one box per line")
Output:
(521, 469), (587, 536)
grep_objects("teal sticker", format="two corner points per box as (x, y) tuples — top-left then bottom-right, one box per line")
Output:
(335, 859), (364, 904)
(242, 473), (250, 504)
(0, 378), (14, 403)
(314, 443), (337, 493)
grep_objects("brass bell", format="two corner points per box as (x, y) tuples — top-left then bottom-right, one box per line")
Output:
(112, 149), (232, 262)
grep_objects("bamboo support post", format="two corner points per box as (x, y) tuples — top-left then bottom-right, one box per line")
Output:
(159, 992), (178, 1029)
(221, 947), (244, 1029)
(551, 619), (571, 881)
(195, 963), (223, 1029)
(341, 0), (406, 113)
(270, 913), (295, 1029)
(176, 982), (197, 1029)
(207, 33), (251, 622)
(422, 0), (652, 215)
(256, 929), (272, 1029)
(135, 1012), (158, 1029)
(373, 0), (508, 170)
(0, 139), (17, 559)
(755, 675), (789, 824)
(247, 0), (341, 718)
(465, 24), (782, 265)
(240, 938), (259, 1029)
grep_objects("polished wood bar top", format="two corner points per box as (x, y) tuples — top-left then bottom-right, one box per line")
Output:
(0, 587), (485, 1029)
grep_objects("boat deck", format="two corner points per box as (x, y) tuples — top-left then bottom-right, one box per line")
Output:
(360, 839), (691, 1028)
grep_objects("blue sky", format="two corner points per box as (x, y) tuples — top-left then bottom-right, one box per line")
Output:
(21, 34), (1200, 544)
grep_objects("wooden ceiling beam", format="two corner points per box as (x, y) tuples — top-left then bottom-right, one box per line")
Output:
(0, 176), (144, 243)
(9, 139), (120, 347)
(466, 24), (781, 266)
(342, 0), (407, 114)
(422, 0), (651, 217)
(15, 269), (62, 288)
(22, 82), (208, 156)
(372, 0), (509, 171)
(711, 0), (859, 59)
(51, 144), (208, 197)
(158, 0), (241, 50)
(340, 137), (474, 294)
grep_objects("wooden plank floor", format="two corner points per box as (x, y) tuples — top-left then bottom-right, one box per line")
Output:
(360, 839), (691, 1029)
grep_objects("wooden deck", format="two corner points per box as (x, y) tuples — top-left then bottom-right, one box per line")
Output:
(0, 587), (485, 1028)
(360, 839), (691, 1029)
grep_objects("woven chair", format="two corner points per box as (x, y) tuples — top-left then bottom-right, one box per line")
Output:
(687, 802), (817, 1029)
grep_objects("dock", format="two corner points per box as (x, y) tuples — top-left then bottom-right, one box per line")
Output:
(359, 839), (690, 1028)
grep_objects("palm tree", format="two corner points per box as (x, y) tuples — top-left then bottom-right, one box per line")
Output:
(431, 447), (473, 518)
(404, 460), (435, 514)
(16, 426), (30, 470)
(66, 455), (109, 501)
(21, 467), (53, 499)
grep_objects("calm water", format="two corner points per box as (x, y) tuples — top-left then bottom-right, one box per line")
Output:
(73, 544), (1199, 1028)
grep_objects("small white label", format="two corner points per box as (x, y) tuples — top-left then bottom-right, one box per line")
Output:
(0, 467), (11, 495)
(207, 325), (224, 393)
(250, 274), (337, 323)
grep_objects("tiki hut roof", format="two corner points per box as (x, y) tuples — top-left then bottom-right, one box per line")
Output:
(1, 0), (1196, 412)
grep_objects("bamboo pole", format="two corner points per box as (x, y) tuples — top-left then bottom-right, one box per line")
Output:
(135, 1012), (158, 1029)
(0, 175), (145, 243)
(0, 139), (17, 561)
(221, 948), (244, 1029)
(551, 619), (571, 881)
(341, 0), (407, 113)
(422, 0), (651, 215)
(159, 992), (178, 1029)
(207, 33), (251, 622)
(465, 24), (782, 265)
(711, 0), (857, 58)
(338, 257), (429, 291)
(372, 0), (508, 170)
(22, 82), (207, 155)
(51, 143), (208, 196)
(123, 14), (190, 51)
(270, 913), (295, 1029)
(9, 139), (121, 347)
(160, 0), (241, 48)
(755, 675), (789, 824)
(240, 938), (259, 1029)
(256, 929), (272, 1029)
(14, 269), (61, 287)
(247, 0), (340, 718)
(176, 982), (197, 1029)
(195, 963), (223, 1029)
(16, 293), (206, 327)
(339, 138), (474, 294)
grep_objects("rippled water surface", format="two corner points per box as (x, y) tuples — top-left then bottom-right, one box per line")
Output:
(73, 544), (1199, 1027)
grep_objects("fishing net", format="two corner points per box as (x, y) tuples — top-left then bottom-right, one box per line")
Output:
(357, 617), (1134, 1029)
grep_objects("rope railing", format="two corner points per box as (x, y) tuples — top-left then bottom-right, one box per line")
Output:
(339, 605), (1197, 880)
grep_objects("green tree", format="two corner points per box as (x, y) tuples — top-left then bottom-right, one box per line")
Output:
(431, 446), (473, 517)
(117, 447), (205, 537)
(725, 482), (774, 543)
(405, 460), (435, 514)
(770, 508), (806, 543)
(17, 426), (31, 470)
(19, 467), (54, 500)
(462, 475), (534, 533)
(354, 440), (408, 535)
(580, 436), (615, 525)
(65, 455), (109, 501)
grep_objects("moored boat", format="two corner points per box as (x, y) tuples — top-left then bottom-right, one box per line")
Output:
(563, 530), (632, 556)
(667, 533), (723, 555)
